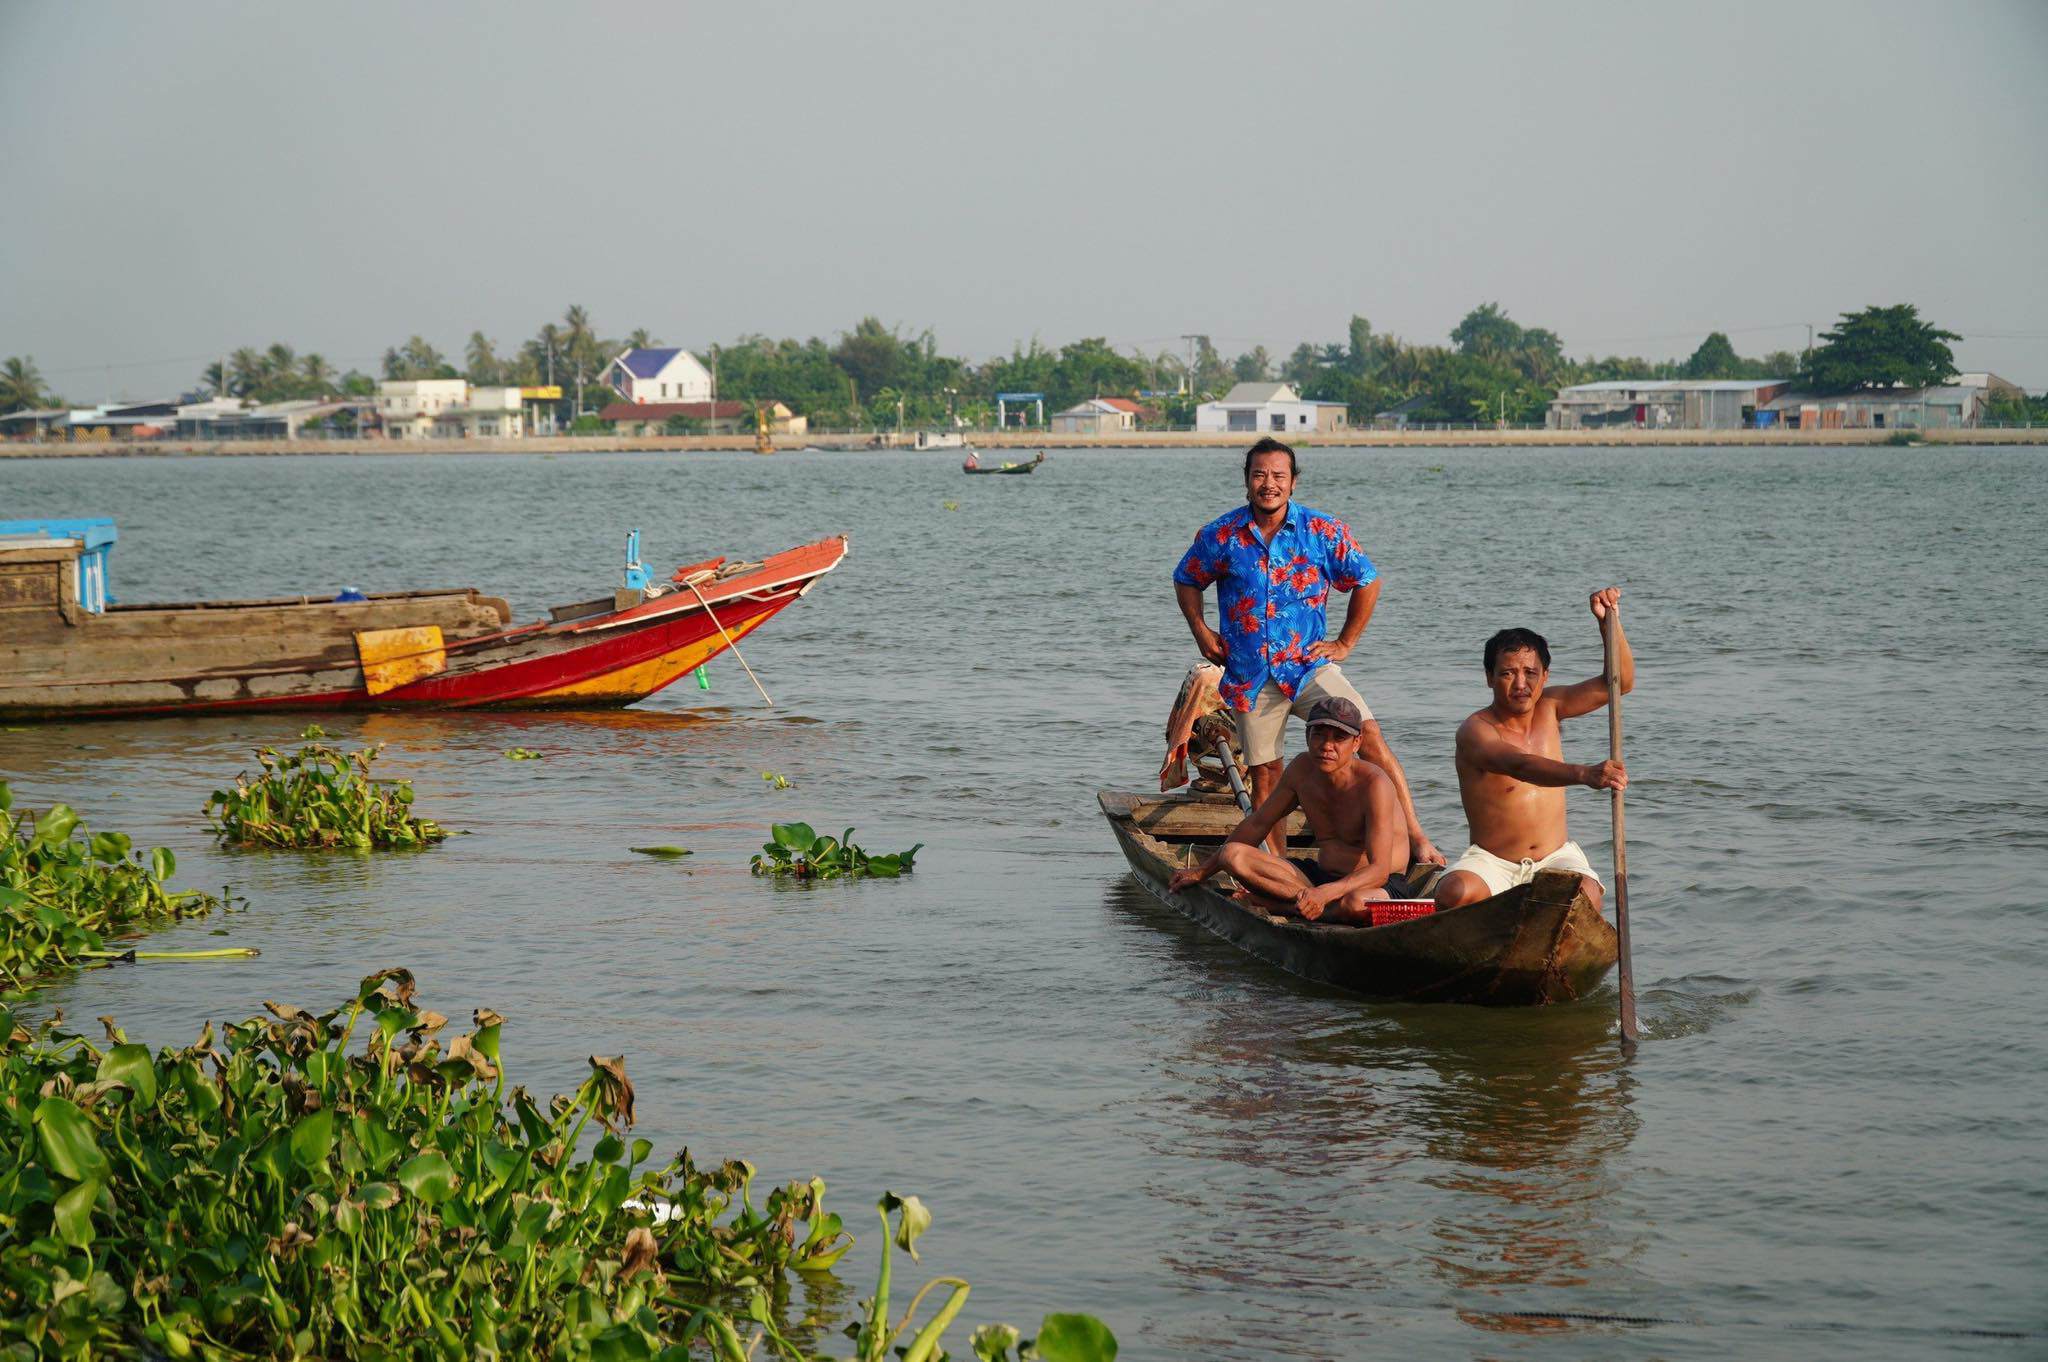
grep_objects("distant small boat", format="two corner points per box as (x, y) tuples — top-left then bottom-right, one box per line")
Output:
(0, 518), (847, 718)
(962, 451), (1046, 476)
(1099, 789), (1617, 1006)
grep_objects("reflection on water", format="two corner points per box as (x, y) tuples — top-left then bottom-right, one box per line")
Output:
(1105, 879), (1641, 1346)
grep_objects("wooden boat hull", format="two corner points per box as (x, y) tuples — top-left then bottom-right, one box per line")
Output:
(0, 537), (847, 719)
(962, 454), (1045, 475)
(1100, 790), (1617, 1006)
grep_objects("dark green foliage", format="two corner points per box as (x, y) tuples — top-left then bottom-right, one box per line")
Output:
(0, 784), (223, 995)
(0, 973), (1114, 1360)
(751, 824), (921, 880)
(205, 742), (447, 851)
(1798, 304), (1961, 393)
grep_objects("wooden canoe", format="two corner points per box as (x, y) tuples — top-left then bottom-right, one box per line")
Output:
(1099, 789), (1617, 1006)
(0, 532), (847, 719)
(961, 452), (1045, 476)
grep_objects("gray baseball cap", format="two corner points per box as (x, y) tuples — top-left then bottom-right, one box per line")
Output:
(1306, 697), (1363, 737)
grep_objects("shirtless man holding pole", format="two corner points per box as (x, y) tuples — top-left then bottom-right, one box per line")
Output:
(1434, 588), (1633, 910)
(1167, 697), (1408, 924)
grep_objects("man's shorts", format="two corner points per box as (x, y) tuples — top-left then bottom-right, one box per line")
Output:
(1441, 841), (1602, 898)
(1234, 667), (1375, 766)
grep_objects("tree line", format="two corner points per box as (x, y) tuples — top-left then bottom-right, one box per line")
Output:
(4, 303), (2037, 426)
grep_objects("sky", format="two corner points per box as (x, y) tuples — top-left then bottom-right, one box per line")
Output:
(3, 0), (2046, 401)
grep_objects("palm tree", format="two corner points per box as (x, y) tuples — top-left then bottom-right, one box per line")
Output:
(563, 305), (600, 414)
(300, 353), (334, 393)
(535, 324), (563, 387)
(1, 356), (48, 414)
(400, 336), (445, 379)
(626, 328), (655, 350)
(264, 343), (297, 383)
(201, 360), (228, 397)
(466, 332), (500, 385)
(229, 347), (265, 398)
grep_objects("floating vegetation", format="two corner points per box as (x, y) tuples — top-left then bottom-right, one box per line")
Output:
(0, 971), (1113, 1360)
(205, 741), (447, 851)
(299, 723), (328, 739)
(630, 846), (694, 859)
(0, 783), (226, 996)
(761, 771), (792, 790)
(942, 501), (959, 511)
(752, 823), (922, 880)
(505, 747), (544, 761)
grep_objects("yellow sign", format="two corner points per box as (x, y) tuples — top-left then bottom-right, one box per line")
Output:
(519, 386), (563, 400)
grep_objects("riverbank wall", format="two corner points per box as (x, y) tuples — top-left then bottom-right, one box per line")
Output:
(3, 427), (2043, 458)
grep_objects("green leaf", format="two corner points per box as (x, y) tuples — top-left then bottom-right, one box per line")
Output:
(1031, 1314), (1119, 1362)
(96, 1043), (159, 1107)
(34, 804), (80, 846)
(149, 847), (176, 881)
(0, 781), (11, 811)
(397, 1151), (458, 1204)
(90, 831), (133, 863)
(291, 1110), (335, 1169)
(53, 1178), (100, 1247)
(972, 1324), (1022, 1361)
(880, 1191), (931, 1262)
(358, 1181), (401, 1211)
(33, 1097), (110, 1183)
(770, 822), (816, 851)
(628, 846), (693, 859)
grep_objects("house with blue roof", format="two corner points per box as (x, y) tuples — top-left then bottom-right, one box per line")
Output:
(607, 347), (713, 405)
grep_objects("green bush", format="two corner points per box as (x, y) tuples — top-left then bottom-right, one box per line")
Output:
(751, 824), (921, 880)
(205, 742), (447, 851)
(0, 783), (223, 996)
(0, 971), (1113, 1360)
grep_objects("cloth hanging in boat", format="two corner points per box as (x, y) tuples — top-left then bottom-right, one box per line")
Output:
(355, 625), (446, 695)
(1160, 661), (1227, 791)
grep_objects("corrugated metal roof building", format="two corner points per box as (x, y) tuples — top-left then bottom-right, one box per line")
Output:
(1546, 379), (1794, 431)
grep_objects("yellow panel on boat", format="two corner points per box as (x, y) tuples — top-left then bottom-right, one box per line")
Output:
(356, 626), (447, 696)
(527, 612), (772, 701)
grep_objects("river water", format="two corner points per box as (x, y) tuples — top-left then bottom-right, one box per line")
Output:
(2, 446), (2043, 1358)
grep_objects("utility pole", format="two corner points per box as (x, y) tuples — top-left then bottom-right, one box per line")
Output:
(1180, 333), (1200, 398)
(1805, 323), (1814, 369)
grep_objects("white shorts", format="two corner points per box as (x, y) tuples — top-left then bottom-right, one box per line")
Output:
(1443, 841), (1601, 898)
(1233, 667), (1376, 767)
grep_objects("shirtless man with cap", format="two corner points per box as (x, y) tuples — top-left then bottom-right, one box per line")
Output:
(1167, 697), (1409, 923)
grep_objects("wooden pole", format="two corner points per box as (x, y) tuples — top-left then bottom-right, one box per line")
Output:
(1604, 608), (1639, 1047)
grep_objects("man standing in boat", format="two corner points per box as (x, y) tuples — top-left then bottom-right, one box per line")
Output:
(1166, 697), (1407, 921)
(1434, 588), (1632, 910)
(1172, 437), (1440, 864)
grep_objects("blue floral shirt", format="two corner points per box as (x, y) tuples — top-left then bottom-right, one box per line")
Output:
(1173, 502), (1377, 712)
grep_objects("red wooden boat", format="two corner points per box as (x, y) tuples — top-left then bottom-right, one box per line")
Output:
(0, 519), (847, 718)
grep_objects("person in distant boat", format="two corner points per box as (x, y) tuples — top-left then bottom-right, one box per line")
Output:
(1434, 588), (1633, 910)
(963, 450), (980, 470)
(1168, 698), (1407, 923)
(1172, 436), (1440, 865)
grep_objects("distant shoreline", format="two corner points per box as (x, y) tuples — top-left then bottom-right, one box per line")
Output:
(3, 427), (2043, 458)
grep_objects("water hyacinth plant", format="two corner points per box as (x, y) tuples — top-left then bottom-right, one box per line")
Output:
(751, 824), (922, 880)
(0, 783), (225, 995)
(0, 970), (1113, 1360)
(205, 741), (447, 851)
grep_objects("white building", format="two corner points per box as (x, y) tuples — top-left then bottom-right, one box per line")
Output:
(1195, 382), (1348, 435)
(606, 348), (713, 404)
(378, 379), (470, 439)
(1546, 379), (1794, 431)
(432, 386), (528, 439)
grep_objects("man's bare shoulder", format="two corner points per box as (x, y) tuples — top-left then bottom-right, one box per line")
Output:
(1456, 710), (1498, 747)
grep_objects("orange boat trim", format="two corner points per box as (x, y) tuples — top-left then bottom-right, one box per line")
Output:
(526, 610), (776, 701)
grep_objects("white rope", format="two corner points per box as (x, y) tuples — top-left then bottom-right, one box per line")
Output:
(680, 571), (774, 707)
